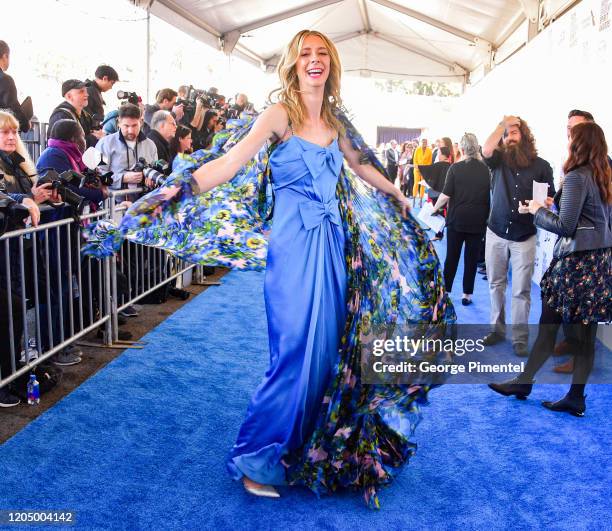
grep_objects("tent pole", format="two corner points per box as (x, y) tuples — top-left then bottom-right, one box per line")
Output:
(146, 5), (151, 103)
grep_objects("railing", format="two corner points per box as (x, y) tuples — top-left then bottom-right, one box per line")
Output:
(20, 120), (49, 163)
(107, 189), (197, 343)
(0, 194), (204, 390)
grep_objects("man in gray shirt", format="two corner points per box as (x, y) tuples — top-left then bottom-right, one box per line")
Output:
(95, 103), (157, 193)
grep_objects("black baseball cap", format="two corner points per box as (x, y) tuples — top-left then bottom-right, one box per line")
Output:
(61, 79), (91, 96)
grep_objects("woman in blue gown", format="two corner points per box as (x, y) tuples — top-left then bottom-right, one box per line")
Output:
(163, 30), (411, 498)
(85, 29), (454, 507)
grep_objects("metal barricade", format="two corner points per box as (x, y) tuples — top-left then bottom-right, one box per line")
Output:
(20, 120), (48, 163)
(107, 189), (196, 343)
(0, 205), (112, 389)
(0, 188), (213, 392)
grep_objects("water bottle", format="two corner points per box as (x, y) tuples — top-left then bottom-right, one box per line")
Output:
(27, 374), (40, 405)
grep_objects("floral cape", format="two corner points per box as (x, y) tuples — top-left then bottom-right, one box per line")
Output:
(83, 109), (456, 508)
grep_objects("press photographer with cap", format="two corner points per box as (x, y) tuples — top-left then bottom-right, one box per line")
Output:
(49, 79), (105, 148)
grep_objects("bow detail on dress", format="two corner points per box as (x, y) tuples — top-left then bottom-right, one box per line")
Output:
(300, 142), (343, 180)
(298, 198), (342, 230)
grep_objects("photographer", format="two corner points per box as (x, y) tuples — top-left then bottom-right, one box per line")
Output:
(234, 93), (249, 115)
(85, 65), (119, 122)
(95, 103), (157, 193)
(102, 91), (143, 135)
(194, 109), (219, 151)
(0, 189), (29, 407)
(147, 110), (176, 164)
(49, 79), (105, 148)
(0, 40), (30, 133)
(169, 125), (193, 164)
(176, 85), (192, 125)
(0, 110), (53, 211)
(143, 88), (184, 134)
(36, 119), (107, 208)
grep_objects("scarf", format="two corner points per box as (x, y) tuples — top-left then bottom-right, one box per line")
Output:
(47, 139), (86, 172)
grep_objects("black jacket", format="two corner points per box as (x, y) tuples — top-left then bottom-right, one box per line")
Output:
(84, 79), (105, 120)
(385, 147), (398, 168)
(535, 166), (612, 257)
(0, 70), (30, 132)
(48, 101), (97, 148)
(147, 129), (171, 163)
(0, 150), (34, 196)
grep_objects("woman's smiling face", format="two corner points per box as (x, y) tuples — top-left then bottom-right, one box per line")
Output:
(296, 34), (331, 91)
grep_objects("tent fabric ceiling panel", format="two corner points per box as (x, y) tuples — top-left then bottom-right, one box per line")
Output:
(143, 0), (536, 80)
(386, 0), (522, 45)
(339, 34), (464, 80)
(240, 2), (362, 60)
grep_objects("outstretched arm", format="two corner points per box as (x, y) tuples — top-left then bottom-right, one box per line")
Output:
(159, 103), (287, 201)
(339, 135), (411, 218)
(192, 104), (287, 193)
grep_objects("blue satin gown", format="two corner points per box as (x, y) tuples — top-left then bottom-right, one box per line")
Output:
(226, 134), (348, 485)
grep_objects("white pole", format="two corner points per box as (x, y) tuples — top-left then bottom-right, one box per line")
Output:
(146, 5), (151, 103)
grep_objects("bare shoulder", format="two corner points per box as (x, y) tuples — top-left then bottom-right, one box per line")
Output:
(256, 103), (289, 140)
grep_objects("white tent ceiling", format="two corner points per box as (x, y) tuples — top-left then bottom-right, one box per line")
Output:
(132, 0), (580, 83)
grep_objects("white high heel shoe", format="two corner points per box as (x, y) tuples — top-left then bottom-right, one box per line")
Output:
(242, 478), (280, 498)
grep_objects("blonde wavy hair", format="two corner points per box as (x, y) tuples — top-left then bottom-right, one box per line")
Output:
(268, 30), (344, 135)
(0, 110), (37, 179)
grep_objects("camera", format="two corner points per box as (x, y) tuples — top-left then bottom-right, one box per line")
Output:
(80, 168), (114, 189)
(36, 170), (87, 213)
(80, 147), (114, 189)
(0, 191), (31, 235)
(176, 85), (225, 120)
(90, 116), (103, 131)
(117, 90), (141, 106)
(130, 158), (170, 189)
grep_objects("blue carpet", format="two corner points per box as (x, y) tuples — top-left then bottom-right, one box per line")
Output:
(1, 243), (611, 530)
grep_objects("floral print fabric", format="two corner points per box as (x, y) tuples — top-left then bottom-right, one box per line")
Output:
(82, 110), (455, 508)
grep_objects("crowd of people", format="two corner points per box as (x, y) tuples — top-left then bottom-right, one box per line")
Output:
(0, 39), (248, 406)
(380, 109), (611, 415)
(0, 34), (610, 419)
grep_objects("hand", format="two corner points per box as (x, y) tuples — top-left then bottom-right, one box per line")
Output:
(159, 185), (181, 202)
(501, 115), (521, 130)
(30, 182), (53, 204)
(21, 197), (40, 227)
(118, 200), (132, 209)
(518, 200), (543, 215)
(123, 171), (143, 184)
(172, 103), (185, 121)
(544, 196), (554, 208)
(144, 177), (155, 189)
(50, 188), (62, 203)
(396, 193), (411, 219)
(91, 129), (105, 140)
